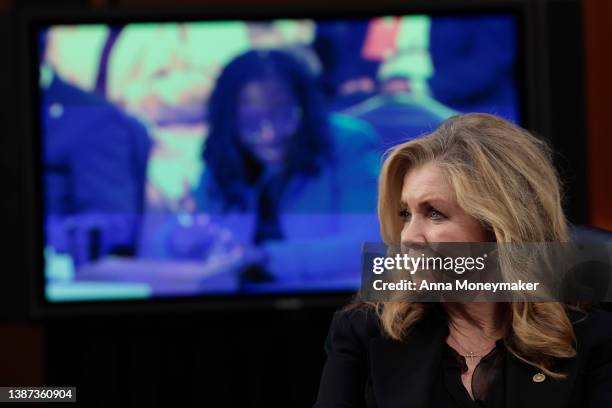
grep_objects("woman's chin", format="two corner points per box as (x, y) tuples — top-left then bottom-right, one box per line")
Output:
(255, 149), (286, 166)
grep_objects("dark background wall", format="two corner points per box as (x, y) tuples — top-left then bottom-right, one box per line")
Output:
(0, 0), (610, 406)
(45, 311), (335, 406)
(583, 0), (612, 231)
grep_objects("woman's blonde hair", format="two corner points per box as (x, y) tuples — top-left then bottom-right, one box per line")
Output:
(372, 113), (576, 378)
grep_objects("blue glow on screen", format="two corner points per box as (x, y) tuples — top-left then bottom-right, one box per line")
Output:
(39, 14), (520, 301)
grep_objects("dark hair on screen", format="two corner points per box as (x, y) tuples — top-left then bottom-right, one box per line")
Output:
(203, 49), (332, 210)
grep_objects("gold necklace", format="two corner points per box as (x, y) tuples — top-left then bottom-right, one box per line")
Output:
(448, 332), (497, 362)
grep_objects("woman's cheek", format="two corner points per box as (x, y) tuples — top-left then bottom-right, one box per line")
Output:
(431, 222), (469, 242)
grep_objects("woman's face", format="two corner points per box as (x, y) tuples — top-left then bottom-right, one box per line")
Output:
(400, 162), (490, 244)
(237, 78), (301, 166)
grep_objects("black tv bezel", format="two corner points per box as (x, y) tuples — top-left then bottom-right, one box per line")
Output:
(21, 0), (540, 318)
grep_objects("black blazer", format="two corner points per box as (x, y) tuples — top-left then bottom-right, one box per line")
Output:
(313, 305), (612, 408)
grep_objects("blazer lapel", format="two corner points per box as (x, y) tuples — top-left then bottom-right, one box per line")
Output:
(505, 348), (577, 408)
(369, 314), (448, 408)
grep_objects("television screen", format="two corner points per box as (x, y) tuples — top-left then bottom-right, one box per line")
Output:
(35, 12), (522, 303)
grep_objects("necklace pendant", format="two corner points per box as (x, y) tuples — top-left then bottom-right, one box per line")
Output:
(466, 351), (478, 360)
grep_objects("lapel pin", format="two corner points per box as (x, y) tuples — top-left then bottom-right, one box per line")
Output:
(532, 373), (546, 383)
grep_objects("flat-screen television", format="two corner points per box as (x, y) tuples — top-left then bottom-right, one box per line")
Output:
(24, 2), (533, 314)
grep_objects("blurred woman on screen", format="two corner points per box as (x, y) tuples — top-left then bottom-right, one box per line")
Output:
(313, 113), (612, 407)
(141, 49), (382, 288)
(199, 49), (382, 285)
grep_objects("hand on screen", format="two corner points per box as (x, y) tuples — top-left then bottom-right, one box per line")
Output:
(168, 215), (240, 260)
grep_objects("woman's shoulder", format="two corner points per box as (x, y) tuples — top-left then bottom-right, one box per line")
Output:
(329, 304), (612, 351)
(328, 113), (380, 154)
(329, 302), (385, 345)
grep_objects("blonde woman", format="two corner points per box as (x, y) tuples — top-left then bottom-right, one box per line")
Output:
(313, 113), (612, 408)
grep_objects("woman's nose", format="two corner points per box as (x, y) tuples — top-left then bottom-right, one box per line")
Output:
(400, 217), (427, 244)
(260, 120), (276, 142)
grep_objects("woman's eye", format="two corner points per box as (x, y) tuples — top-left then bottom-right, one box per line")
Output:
(399, 209), (411, 221)
(429, 209), (444, 220)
